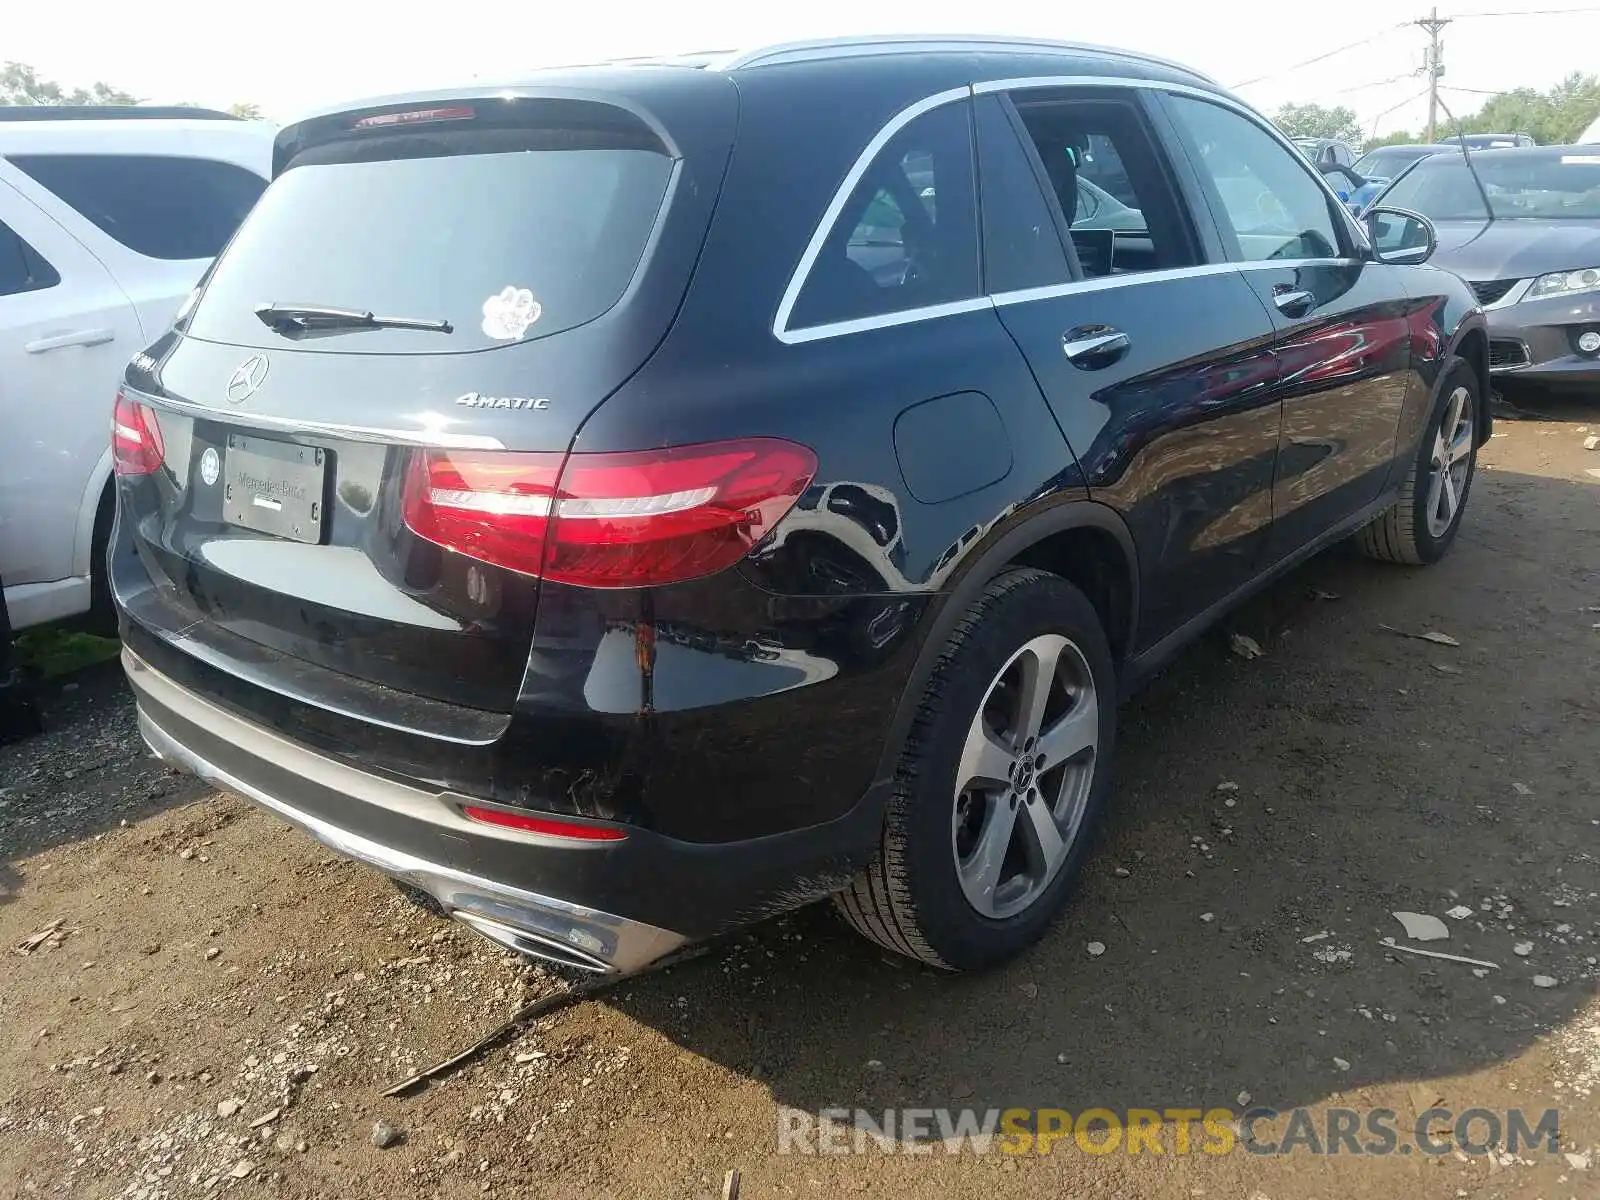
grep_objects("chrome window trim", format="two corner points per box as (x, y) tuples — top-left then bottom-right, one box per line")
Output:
(771, 84), (971, 344)
(775, 75), (1374, 345)
(988, 262), (1239, 307)
(1238, 257), (1364, 271)
(983, 76), (1367, 260)
(124, 383), (508, 450)
(778, 296), (993, 345)
(785, 257), (1372, 344)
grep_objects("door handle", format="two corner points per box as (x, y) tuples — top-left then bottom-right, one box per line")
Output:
(1272, 289), (1316, 319)
(1062, 325), (1130, 371)
(24, 328), (116, 353)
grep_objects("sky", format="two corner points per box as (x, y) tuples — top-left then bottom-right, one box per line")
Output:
(8, 0), (1600, 139)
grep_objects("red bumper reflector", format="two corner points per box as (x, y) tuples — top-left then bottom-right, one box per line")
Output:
(462, 804), (627, 842)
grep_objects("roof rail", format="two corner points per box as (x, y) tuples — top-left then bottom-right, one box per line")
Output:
(708, 35), (1212, 81)
(527, 49), (735, 72)
(0, 105), (241, 123)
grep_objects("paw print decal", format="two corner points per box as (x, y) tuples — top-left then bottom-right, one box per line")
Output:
(481, 286), (543, 341)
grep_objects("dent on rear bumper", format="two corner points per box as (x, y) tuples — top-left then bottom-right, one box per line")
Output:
(125, 647), (688, 974)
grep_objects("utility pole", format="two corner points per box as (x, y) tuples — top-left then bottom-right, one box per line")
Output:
(1415, 7), (1452, 142)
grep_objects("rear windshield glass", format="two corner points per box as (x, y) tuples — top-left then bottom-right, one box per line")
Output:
(1352, 146), (1433, 179)
(1380, 152), (1600, 220)
(186, 121), (675, 354)
(11, 154), (266, 261)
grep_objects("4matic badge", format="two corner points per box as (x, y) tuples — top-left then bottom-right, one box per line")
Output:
(454, 393), (550, 411)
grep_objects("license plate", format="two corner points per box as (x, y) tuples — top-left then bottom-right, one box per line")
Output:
(221, 434), (328, 545)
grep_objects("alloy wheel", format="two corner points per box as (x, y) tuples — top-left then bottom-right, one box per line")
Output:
(1426, 385), (1474, 538)
(951, 634), (1099, 920)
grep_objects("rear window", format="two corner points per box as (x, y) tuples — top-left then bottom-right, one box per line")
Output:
(10, 154), (265, 261)
(186, 116), (676, 354)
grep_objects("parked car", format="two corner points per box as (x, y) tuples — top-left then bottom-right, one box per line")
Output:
(1292, 136), (1356, 168)
(1073, 175), (1146, 229)
(1373, 145), (1600, 395)
(112, 35), (1487, 976)
(0, 106), (271, 633)
(0, 566), (43, 743)
(1437, 132), (1536, 149)
(1349, 143), (1449, 212)
(1314, 162), (1368, 215)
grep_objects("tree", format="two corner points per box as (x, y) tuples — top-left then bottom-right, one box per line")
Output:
(228, 101), (264, 120)
(1, 61), (136, 106)
(1363, 129), (1421, 153)
(1456, 73), (1600, 144)
(1273, 103), (1363, 146)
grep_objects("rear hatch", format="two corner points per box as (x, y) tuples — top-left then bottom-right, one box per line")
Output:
(116, 77), (737, 723)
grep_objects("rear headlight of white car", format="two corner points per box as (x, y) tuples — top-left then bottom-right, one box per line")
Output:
(1526, 267), (1600, 301)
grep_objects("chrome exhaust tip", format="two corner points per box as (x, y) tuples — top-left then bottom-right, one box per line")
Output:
(451, 909), (614, 973)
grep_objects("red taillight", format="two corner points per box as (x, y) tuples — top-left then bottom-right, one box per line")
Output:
(112, 391), (165, 476)
(351, 106), (476, 130)
(461, 804), (627, 842)
(403, 438), (817, 588)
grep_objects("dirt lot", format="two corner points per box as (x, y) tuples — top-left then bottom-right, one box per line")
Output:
(2, 397), (1598, 1200)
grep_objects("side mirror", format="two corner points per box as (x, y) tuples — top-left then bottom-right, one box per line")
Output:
(1364, 205), (1437, 265)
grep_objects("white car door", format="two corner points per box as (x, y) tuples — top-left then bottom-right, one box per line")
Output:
(0, 179), (141, 625)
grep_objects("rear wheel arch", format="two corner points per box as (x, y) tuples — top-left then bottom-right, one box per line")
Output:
(82, 477), (119, 636)
(1448, 321), (1491, 443)
(73, 449), (115, 581)
(871, 500), (1139, 788)
(1006, 523), (1136, 667)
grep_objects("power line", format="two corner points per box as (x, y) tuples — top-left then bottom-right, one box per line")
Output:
(1332, 73), (1422, 95)
(1449, 6), (1600, 14)
(1230, 8), (1600, 94)
(1368, 87), (1434, 139)
(1230, 25), (1409, 89)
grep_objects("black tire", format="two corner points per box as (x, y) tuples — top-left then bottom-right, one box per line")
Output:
(80, 487), (119, 639)
(0, 577), (45, 745)
(834, 568), (1116, 971)
(1355, 356), (1480, 565)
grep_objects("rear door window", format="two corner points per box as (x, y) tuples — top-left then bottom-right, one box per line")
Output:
(788, 101), (979, 331)
(1010, 90), (1201, 278)
(973, 95), (1070, 295)
(186, 114), (676, 354)
(10, 154), (265, 261)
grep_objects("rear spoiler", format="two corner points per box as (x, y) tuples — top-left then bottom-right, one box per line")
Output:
(272, 87), (680, 178)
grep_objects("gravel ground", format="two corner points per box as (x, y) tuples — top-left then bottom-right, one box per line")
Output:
(1, 396), (1597, 1200)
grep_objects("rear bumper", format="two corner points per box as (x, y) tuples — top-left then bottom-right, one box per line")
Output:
(124, 646), (879, 972)
(129, 647), (684, 973)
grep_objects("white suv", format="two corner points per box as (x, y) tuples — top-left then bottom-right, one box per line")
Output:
(1, 106), (272, 632)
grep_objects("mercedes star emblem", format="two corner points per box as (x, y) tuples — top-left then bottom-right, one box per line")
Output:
(226, 353), (270, 404)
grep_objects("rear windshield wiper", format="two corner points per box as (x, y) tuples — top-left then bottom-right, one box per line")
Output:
(254, 302), (453, 334)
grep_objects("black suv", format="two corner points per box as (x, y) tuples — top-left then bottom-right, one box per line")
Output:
(111, 36), (1487, 975)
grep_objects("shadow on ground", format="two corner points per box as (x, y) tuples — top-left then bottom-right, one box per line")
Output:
(599, 463), (1600, 1129)
(0, 455), (1594, 1144)
(0, 659), (207, 904)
